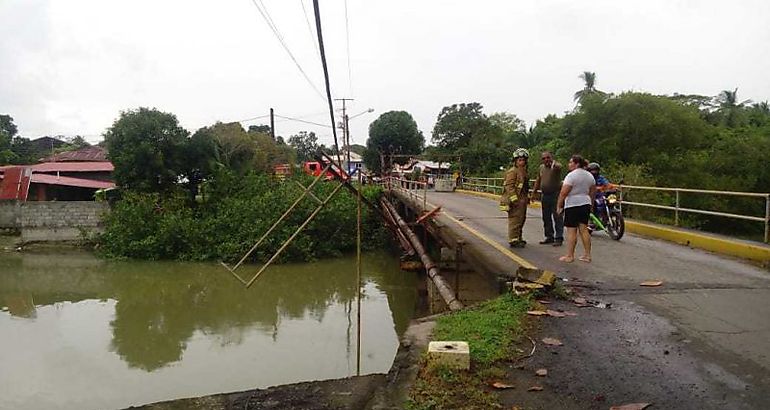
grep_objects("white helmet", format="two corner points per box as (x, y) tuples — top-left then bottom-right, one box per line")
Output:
(513, 148), (530, 159)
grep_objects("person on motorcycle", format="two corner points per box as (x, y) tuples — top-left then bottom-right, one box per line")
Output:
(587, 162), (610, 188)
(587, 162), (610, 230)
(500, 148), (530, 248)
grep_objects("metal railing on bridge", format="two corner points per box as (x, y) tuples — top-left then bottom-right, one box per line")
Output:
(461, 176), (770, 243)
(383, 177), (429, 210)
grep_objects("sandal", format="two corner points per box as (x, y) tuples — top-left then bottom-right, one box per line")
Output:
(578, 256), (591, 263)
(559, 256), (574, 263)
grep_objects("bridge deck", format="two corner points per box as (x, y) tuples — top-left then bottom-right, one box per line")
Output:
(396, 189), (770, 407)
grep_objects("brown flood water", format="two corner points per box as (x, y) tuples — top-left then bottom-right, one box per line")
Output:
(0, 249), (416, 410)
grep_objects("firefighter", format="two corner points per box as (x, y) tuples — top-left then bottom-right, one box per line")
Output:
(500, 148), (530, 248)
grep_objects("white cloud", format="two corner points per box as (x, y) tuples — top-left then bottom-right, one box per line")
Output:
(1, 0), (768, 146)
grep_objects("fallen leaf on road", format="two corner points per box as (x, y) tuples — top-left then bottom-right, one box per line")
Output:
(573, 297), (587, 304)
(609, 403), (651, 410)
(527, 385), (543, 392)
(491, 381), (515, 389)
(536, 299), (552, 304)
(640, 281), (663, 287)
(527, 310), (548, 316)
(562, 311), (578, 316)
(546, 309), (567, 317)
(541, 337), (563, 346)
(535, 368), (548, 377)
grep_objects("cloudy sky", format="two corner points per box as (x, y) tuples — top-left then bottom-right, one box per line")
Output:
(2, 0), (769, 147)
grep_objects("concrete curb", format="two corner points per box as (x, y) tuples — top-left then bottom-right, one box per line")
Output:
(455, 189), (770, 263)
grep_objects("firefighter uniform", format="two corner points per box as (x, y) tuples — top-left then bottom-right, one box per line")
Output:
(500, 165), (529, 246)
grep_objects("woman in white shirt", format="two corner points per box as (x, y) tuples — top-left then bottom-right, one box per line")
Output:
(556, 155), (596, 263)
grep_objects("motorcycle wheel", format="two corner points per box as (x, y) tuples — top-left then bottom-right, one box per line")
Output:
(607, 212), (625, 240)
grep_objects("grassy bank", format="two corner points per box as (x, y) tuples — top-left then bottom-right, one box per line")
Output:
(407, 294), (531, 409)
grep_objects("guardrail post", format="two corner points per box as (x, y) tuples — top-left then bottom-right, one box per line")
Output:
(675, 190), (680, 226)
(765, 194), (770, 243)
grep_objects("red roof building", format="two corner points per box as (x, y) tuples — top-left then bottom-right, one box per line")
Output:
(0, 147), (115, 201)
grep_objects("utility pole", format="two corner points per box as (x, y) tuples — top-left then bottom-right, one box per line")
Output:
(269, 108), (275, 140)
(334, 98), (354, 173)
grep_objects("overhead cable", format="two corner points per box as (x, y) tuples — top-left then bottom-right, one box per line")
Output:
(247, 0), (325, 100)
(275, 114), (331, 128)
(300, 0), (320, 58)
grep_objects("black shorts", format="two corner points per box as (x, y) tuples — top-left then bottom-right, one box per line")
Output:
(564, 204), (591, 227)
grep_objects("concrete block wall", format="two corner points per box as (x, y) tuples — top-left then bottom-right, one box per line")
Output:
(0, 201), (20, 228)
(0, 201), (109, 242)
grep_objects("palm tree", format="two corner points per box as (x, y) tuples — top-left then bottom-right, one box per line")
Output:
(716, 88), (752, 127)
(573, 71), (606, 103)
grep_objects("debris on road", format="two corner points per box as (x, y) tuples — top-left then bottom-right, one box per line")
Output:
(527, 310), (548, 316)
(541, 337), (563, 346)
(491, 381), (515, 390)
(527, 385), (544, 392)
(517, 267), (557, 286)
(535, 368), (548, 377)
(536, 299), (552, 304)
(609, 403), (651, 410)
(640, 280), (663, 287)
(572, 296), (612, 309)
(546, 309), (567, 317)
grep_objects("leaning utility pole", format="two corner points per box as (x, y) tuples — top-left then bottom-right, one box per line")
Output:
(334, 98), (354, 171)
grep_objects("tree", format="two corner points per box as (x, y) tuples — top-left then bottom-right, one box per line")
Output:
(288, 131), (320, 162)
(0, 114), (18, 164)
(562, 92), (709, 185)
(573, 71), (607, 104)
(431, 103), (490, 150)
(716, 88), (751, 128)
(104, 107), (190, 192)
(197, 122), (256, 176)
(364, 111), (424, 174)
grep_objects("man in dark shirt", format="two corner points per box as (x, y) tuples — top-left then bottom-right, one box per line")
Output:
(531, 151), (564, 246)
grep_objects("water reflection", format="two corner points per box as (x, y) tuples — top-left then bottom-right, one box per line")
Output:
(0, 250), (416, 409)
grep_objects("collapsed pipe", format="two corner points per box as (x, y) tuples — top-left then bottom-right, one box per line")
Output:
(380, 198), (464, 311)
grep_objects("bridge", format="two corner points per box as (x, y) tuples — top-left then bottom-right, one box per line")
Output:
(385, 180), (770, 408)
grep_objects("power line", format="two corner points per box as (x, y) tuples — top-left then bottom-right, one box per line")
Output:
(300, 0), (320, 58)
(236, 113), (271, 123)
(312, 0), (342, 162)
(247, 0), (325, 100)
(275, 114), (331, 128)
(344, 0), (353, 96)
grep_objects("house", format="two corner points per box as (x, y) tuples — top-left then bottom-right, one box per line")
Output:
(0, 146), (114, 201)
(341, 150), (366, 175)
(393, 159), (451, 177)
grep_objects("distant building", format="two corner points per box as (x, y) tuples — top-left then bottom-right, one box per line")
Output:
(393, 159), (451, 177)
(341, 150), (366, 175)
(0, 146), (114, 201)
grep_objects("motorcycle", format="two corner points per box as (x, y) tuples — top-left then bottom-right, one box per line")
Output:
(589, 185), (625, 240)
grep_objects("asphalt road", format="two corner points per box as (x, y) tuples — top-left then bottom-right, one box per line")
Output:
(427, 191), (770, 409)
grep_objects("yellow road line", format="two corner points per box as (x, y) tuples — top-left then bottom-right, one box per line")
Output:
(440, 211), (537, 270)
(420, 194), (538, 270)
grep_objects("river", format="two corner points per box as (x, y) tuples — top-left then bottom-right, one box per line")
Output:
(0, 249), (417, 410)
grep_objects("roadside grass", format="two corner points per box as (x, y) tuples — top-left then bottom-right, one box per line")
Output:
(406, 293), (531, 410)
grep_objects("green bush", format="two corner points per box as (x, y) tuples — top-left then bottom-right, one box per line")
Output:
(97, 174), (386, 262)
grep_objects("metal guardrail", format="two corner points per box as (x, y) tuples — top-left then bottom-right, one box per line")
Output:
(384, 177), (429, 210)
(461, 176), (770, 243)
